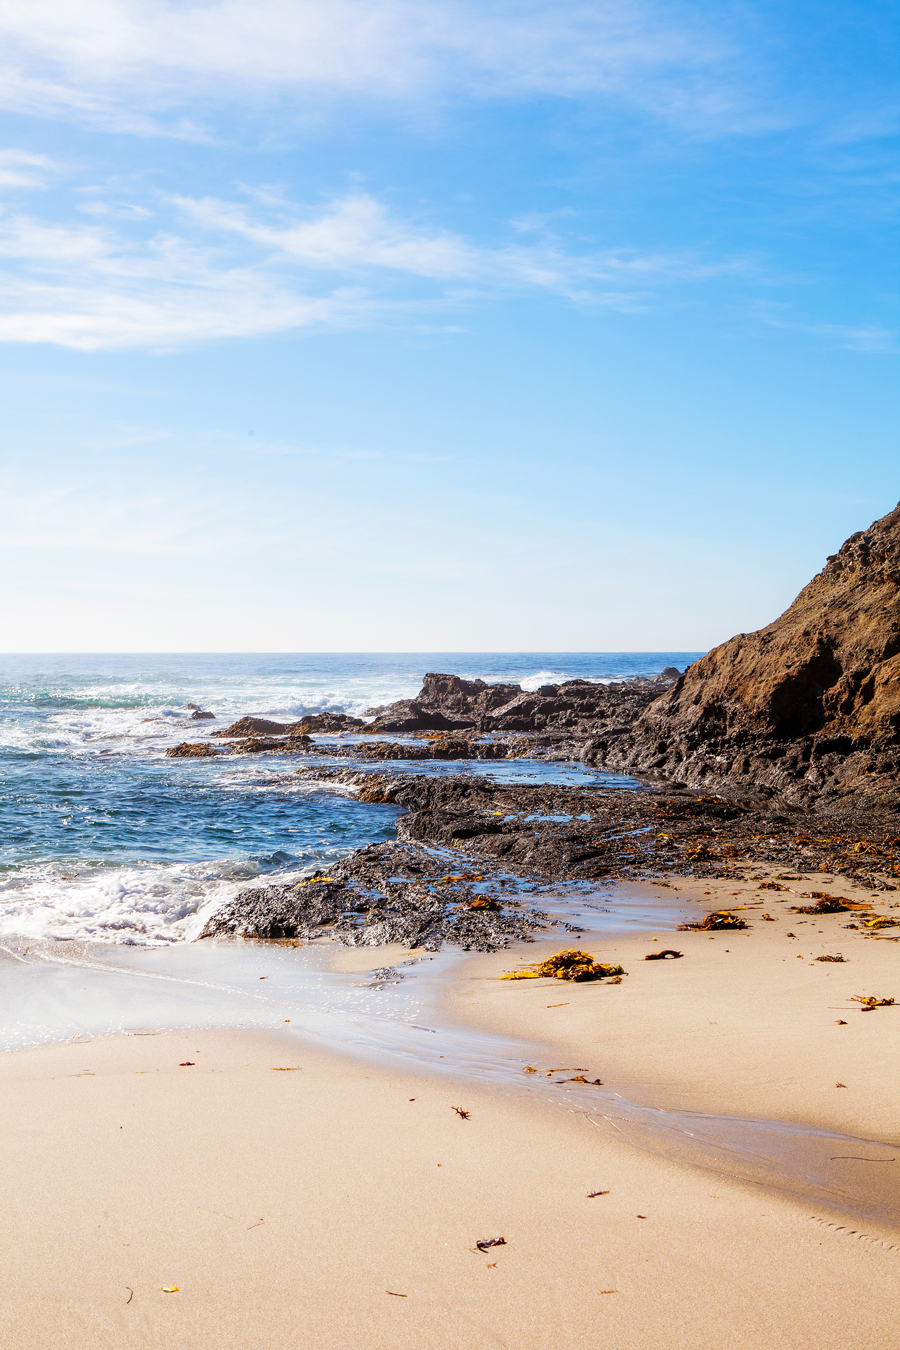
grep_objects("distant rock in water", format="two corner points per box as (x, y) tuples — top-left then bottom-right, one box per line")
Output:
(212, 712), (363, 739)
(284, 713), (364, 734)
(606, 501), (900, 803)
(366, 669), (680, 736)
(212, 716), (290, 737)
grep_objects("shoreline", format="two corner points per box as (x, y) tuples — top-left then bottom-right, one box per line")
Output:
(2, 861), (898, 1346)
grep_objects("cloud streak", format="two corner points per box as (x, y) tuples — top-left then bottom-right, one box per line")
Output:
(0, 190), (740, 350)
(0, 0), (740, 132)
(0, 149), (57, 188)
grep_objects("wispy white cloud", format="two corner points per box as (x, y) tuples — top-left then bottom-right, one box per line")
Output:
(753, 302), (899, 355)
(0, 191), (741, 350)
(178, 191), (742, 293)
(0, 149), (57, 188)
(0, 1), (743, 133)
(175, 193), (483, 279)
(804, 322), (898, 355)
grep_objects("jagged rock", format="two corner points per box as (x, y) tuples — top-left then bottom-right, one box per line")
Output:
(313, 768), (900, 888)
(190, 709), (216, 720)
(213, 712), (363, 739)
(200, 881), (349, 938)
(605, 502), (900, 802)
(366, 669), (680, 736)
(365, 700), (472, 733)
(166, 742), (219, 757)
(227, 735), (311, 753)
(284, 713), (364, 734)
(198, 846), (547, 950)
(212, 716), (290, 737)
(306, 737), (510, 762)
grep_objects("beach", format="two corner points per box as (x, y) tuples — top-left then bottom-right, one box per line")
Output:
(2, 871), (898, 1350)
(2, 654), (899, 1348)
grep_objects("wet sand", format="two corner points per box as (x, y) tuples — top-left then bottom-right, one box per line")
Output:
(1, 870), (898, 1349)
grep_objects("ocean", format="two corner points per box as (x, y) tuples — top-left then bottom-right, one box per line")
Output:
(0, 651), (705, 1058)
(0, 652), (700, 948)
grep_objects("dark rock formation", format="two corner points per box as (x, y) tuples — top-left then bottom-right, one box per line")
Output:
(199, 844), (548, 950)
(307, 736), (514, 762)
(200, 879), (349, 939)
(212, 712), (363, 739)
(169, 671), (680, 761)
(227, 734), (311, 754)
(314, 767), (900, 888)
(365, 669), (679, 736)
(167, 742), (220, 757)
(362, 700), (469, 733)
(212, 716), (291, 737)
(284, 713), (364, 734)
(604, 502), (900, 803)
(190, 709), (216, 720)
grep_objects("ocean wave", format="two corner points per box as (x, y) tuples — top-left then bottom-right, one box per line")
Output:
(0, 855), (338, 946)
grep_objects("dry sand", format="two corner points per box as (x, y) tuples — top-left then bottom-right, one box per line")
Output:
(1, 869), (898, 1349)
(449, 868), (900, 1138)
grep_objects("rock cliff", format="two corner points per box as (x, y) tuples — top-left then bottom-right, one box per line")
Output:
(602, 502), (900, 803)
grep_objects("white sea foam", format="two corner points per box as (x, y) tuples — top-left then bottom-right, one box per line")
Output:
(0, 858), (316, 945)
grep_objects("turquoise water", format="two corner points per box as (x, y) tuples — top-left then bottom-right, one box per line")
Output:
(0, 653), (700, 944)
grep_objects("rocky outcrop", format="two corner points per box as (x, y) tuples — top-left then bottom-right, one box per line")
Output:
(200, 879), (349, 939)
(166, 742), (220, 757)
(212, 712), (363, 739)
(603, 503), (900, 803)
(185, 703), (215, 719)
(198, 845), (547, 950)
(211, 765), (900, 895)
(365, 669), (680, 735)
(212, 716), (291, 737)
(284, 713), (364, 734)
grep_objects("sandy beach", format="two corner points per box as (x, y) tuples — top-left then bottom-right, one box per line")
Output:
(450, 869), (900, 1139)
(1, 871), (898, 1350)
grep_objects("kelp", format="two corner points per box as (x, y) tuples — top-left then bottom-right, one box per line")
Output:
(500, 949), (625, 982)
(678, 910), (747, 931)
(793, 896), (850, 914)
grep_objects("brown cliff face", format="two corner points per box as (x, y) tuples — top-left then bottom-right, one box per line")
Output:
(606, 502), (900, 802)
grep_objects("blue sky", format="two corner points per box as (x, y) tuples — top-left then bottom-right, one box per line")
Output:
(0, 0), (896, 652)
